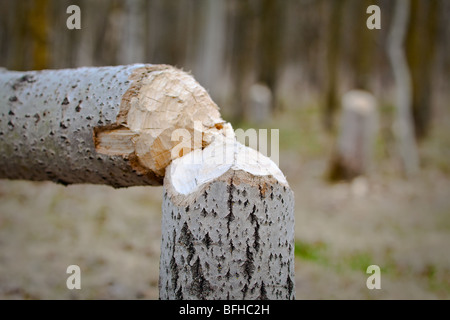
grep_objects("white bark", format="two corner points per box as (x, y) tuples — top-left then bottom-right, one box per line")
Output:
(159, 137), (295, 300)
(387, 0), (419, 176)
(0, 64), (227, 187)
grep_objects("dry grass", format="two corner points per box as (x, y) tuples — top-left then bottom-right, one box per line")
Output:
(0, 182), (163, 299)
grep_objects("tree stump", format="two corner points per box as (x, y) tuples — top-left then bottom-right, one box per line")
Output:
(159, 136), (295, 299)
(0, 64), (228, 187)
(328, 89), (378, 181)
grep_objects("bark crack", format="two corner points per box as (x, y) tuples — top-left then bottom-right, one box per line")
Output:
(249, 204), (260, 252)
(169, 231), (179, 293)
(179, 222), (195, 264)
(189, 257), (213, 300)
(241, 284), (249, 299)
(287, 275), (294, 299)
(243, 242), (255, 282)
(225, 172), (236, 239)
(202, 232), (212, 249)
(258, 282), (268, 300)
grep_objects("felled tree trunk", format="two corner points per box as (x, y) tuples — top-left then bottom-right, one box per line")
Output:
(328, 90), (377, 181)
(159, 136), (295, 300)
(0, 64), (227, 187)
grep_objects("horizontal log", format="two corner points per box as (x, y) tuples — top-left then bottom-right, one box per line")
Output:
(0, 64), (228, 187)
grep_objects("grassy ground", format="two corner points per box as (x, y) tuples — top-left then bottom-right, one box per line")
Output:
(0, 101), (449, 299)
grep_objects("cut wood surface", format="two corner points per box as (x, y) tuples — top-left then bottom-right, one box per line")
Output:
(0, 64), (228, 187)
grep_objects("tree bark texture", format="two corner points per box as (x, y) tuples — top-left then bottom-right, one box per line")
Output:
(159, 137), (295, 300)
(0, 64), (226, 187)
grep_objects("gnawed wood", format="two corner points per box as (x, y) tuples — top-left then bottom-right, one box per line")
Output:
(0, 64), (229, 187)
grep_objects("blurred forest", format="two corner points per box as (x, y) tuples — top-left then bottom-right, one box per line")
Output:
(1, 0), (449, 130)
(0, 0), (450, 299)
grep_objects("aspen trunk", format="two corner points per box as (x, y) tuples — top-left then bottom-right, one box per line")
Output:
(0, 64), (227, 187)
(387, 0), (420, 176)
(159, 137), (295, 300)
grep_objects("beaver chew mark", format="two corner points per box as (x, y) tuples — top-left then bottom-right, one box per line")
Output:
(94, 65), (230, 184)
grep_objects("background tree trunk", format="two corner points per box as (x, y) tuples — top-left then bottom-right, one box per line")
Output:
(406, 0), (439, 140)
(387, 0), (420, 177)
(256, 0), (283, 112)
(228, 0), (258, 122)
(348, 0), (375, 91)
(195, 0), (226, 95)
(322, 0), (345, 132)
